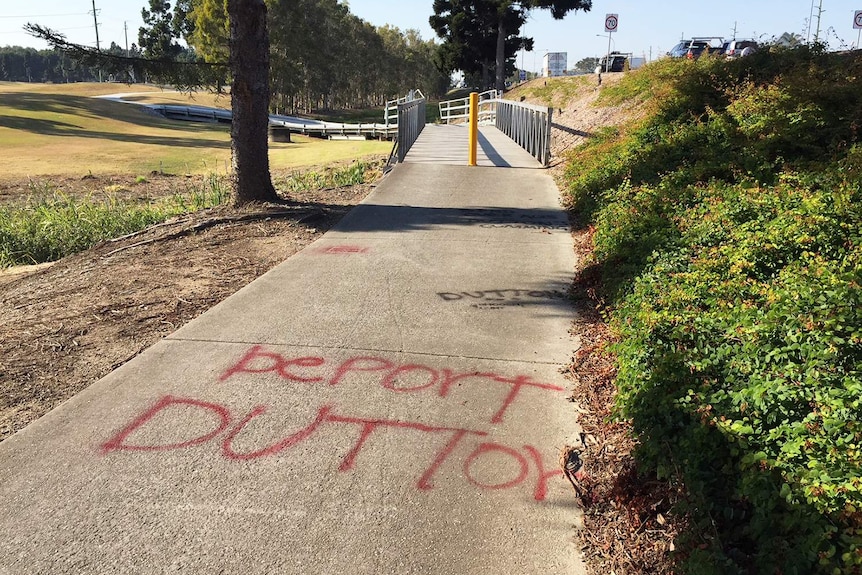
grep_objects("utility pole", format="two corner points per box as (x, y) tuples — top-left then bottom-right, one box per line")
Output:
(813, 0), (825, 43)
(732, 21), (738, 40)
(808, 0), (816, 42)
(806, 0), (823, 44)
(90, 0), (102, 81)
(124, 21), (129, 56)
(90, 0), (101, 51)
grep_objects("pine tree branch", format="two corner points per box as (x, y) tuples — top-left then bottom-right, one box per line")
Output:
(24, 23), (229, 91)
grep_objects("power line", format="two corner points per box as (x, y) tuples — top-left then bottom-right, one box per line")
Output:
(41, 25), (96, 31)
(0, 13), (89, 19)
(1, 25), (98, 34)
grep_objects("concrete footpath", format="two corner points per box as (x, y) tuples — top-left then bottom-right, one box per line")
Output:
(0, 159), (586, 574)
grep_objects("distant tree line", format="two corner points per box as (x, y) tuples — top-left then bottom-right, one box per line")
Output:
(260, 1), (449, 113)
(135, 0), (450, 113)
(0, 44), (138, 83)
(10, 0), (449, 112)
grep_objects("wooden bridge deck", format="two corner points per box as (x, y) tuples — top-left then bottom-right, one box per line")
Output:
(403, 124), (543, 169)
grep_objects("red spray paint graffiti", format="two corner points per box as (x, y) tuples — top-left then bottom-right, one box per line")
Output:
(101, 396), (564, 501)
(218, 346), (566, 424)
(102, 347), (570, 501)
(316, 245), (370, 255)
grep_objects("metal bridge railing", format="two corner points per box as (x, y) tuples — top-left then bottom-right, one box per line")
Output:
(395, 96), (426, 162)
(491, 99), (553, 167)
(385, 89), (425, 127)
(438, 90), (499, 124)
(436, 92), (553, 166)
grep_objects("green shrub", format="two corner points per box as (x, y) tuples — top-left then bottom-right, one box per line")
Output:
(612, 176), (861, 573)
(563, 46), (862, 573)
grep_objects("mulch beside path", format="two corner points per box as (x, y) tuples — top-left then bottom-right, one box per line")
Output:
(565, 221), (683, 575)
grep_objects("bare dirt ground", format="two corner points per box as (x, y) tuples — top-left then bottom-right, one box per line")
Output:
(0, 170), (377, 440)
(1, 75), (676, 574)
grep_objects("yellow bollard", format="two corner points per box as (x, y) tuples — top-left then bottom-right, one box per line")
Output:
(468, 92), (478, 166)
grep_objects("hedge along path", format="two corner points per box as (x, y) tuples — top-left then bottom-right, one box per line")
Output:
(562, 50), (862, 574)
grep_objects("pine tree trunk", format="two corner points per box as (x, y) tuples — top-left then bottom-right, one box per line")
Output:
(495, 17), (506, 92)
(228, 0), (278, 206)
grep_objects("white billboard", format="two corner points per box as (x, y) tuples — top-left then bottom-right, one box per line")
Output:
(543, 52), (567, 77)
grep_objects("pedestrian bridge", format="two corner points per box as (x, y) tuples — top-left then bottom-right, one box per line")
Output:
(391, 90), (553, 170)
(99, 90), (553, 170)
(402, 124), (545, 169)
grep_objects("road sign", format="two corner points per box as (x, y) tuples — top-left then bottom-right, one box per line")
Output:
(605, 14), (619, 33)
(855, 10), (862, 29)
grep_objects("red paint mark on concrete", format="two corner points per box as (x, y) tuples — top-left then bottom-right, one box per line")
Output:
(219, 345), (325, 383)
(523, 444), (565, 502)
(328, 356), (394, 387)
(319, 245), (370, 254)
(222, 404), (333, 461)
(381, 364), (439, 392)
(464, 442), (529, 490)
(481, 375), (566, 424)
(324, 412), (486, 474)
(415, 428), (475, 491)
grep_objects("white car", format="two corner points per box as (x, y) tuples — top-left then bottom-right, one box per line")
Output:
(724, 40), (758, 58)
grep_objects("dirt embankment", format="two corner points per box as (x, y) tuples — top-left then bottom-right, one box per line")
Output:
(506, 73), (641, 175)
(0, 173), (375, 440)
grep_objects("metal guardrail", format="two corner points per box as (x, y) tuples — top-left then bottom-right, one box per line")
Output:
(438, 90), (499, 124)
(149, 104), (398, 139)
(395, 96), (426, 162)
(492, 99), (553, 166)
(270, 118), (395, 139)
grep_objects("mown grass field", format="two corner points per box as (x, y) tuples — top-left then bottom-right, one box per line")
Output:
(0, 82), (391, 178)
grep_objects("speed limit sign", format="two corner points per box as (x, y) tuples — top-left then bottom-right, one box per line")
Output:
(605, 13), (619, 33)
(854, 10), (862, 29)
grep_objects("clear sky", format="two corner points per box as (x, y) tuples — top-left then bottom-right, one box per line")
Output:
(2, 1), (860, 72)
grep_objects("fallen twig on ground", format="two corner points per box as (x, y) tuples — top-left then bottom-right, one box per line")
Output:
(102, 209), (322, 257)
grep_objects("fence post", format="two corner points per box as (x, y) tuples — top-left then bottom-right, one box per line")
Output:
(468, 92), (478, 166)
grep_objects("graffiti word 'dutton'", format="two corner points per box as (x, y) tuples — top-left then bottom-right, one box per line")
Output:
(101, 346), (567, 501)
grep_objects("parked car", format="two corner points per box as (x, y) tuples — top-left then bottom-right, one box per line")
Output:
(724, 39), (758, 58)
(668, 40), (710, 59)
(598, 52), (628, 72)
(669, 38), (727, 59)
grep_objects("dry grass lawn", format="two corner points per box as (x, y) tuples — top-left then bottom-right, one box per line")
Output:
(0, 82), (391, 178)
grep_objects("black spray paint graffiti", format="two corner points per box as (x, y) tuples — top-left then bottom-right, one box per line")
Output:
(456, 209), (569, 230)
(437, 289), (567, 309)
